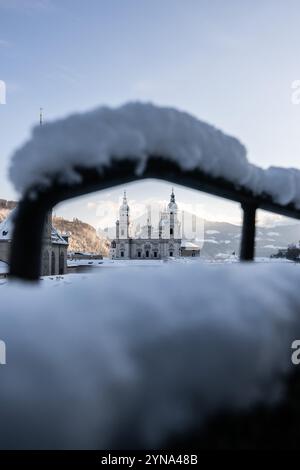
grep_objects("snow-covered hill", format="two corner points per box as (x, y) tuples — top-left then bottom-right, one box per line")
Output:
(202, 220), (300, 259)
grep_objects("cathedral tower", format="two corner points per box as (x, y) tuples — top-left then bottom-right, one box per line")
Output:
(119, 190), (130, 239)
(168, 188), (179, 239)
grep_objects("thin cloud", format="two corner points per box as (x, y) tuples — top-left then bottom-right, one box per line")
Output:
(46, 65), (85, 86)
(0, 0), (54, 11)
(0, 39), (11, 47)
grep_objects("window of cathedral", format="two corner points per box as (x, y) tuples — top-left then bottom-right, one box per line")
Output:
(154, 252), (157, 258)
(169, 251), (173, 257)
(170, 228), (173, 235)
(121, 251), (124, 257)
(146, 250), (149, 258)
(59, 252), (65, 275)
(42, 250), (50, 276)
(137, 252), (141, 258)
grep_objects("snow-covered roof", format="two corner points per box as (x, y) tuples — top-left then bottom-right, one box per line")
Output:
(9, 101), (300, 208)
(181, 240), (201, 249)
(51, 227), (68, 245)
(0, 209), (67, 245)
(0, 209), (15, 240)
(0, 262), (298, 448)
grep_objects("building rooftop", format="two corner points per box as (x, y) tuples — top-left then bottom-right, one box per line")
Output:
(181, 241), (200, 249)
(0, 209), (68, 245)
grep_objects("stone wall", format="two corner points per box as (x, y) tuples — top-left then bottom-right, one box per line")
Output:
(0, 240), (10, 263)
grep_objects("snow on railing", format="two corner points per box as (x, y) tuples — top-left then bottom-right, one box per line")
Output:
(8, 102), (300, 209)
(1, 262), (300, 448)
(7, 102), (300, 279)
(2, 103), (300, 449)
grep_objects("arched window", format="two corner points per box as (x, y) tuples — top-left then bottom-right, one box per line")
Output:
(51, 251), (56, 276)
(146, 250), (149, 258)
(59, 252), (65, 275)
(42, 250), (50, 276)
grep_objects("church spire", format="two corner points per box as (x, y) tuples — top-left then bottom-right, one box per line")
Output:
(168, 187), (178, 212)
(119, 189), (130, 239)
(170, 187), (175, 204)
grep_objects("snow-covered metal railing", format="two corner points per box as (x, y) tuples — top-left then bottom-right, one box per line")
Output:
(9, 157), (300, 280)
(8, 102), (300, 280)
(4, 103), (300, 449)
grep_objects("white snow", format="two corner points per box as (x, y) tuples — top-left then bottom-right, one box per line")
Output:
(67, 259), (104, 267)
(205, 230), (220, 235)
(51, 227), (68, 245)
(181, 241), (200, 249)
(0, 262), (299, 448)
(203, 238), (219, 244)
(0, 209), (15, 240)
(263, 244), (282, 250)
(9, 101), (300, 208)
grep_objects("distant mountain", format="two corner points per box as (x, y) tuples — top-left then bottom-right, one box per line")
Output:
(201, 220), (240, 259)
(53, 217), (110, 256)
(202, 220), (300, 259)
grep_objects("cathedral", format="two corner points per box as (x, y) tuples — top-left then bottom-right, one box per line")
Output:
(110, 189), (182, 260)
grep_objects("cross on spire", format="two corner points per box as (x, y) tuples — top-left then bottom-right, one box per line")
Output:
(170, 187), (175, 203)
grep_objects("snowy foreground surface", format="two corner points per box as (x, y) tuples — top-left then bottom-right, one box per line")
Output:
(9, 102), (300, 208)
(0, 262), (300, 448)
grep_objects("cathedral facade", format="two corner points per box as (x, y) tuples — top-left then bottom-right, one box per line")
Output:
(110, 190), (182, 260)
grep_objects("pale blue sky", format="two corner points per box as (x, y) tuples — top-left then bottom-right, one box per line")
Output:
(1, 0), (300, 226)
